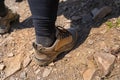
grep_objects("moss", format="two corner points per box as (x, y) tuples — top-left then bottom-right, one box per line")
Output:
(106, 21), (114, 28)
(106, 18), (120, 29)
(116, 18), (120, 27)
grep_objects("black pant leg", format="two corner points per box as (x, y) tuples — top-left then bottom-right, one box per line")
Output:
(0, 0), (7, 17)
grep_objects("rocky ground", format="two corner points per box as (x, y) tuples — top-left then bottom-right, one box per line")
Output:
(0, 0), (120, 80)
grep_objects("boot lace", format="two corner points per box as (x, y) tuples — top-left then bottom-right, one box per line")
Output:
(56, 26), (71, 39)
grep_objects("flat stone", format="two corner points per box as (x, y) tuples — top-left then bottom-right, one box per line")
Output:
(4, 53), (24, 78)
(94, 52), (116, 76)
(23, 56), (31, 68)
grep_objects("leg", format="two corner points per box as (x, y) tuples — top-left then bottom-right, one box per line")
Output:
(28, 0), (78, 66)
(28, 0), (59, 47)
(0, 0), (7, 17)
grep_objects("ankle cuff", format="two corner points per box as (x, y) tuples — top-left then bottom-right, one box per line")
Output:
(36, 36), (55, 47)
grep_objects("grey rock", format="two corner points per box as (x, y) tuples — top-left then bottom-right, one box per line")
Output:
(91, 6), (112, 21)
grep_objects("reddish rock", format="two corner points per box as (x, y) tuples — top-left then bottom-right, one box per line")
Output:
(94, 52), (116, 76)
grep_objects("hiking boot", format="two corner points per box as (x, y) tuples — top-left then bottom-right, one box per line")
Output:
(0, 8), (19, 34)
(33, 26), (78, 66)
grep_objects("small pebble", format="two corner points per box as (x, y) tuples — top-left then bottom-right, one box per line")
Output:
(0, 64), (5, 70)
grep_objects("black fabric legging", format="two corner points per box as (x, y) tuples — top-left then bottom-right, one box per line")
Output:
(0, 0), (7, 17)
(28, 0), (59, 37)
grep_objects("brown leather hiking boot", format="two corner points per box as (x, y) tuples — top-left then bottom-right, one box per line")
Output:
(0, 8), (19, 34)
(33, 26), (78, 66)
